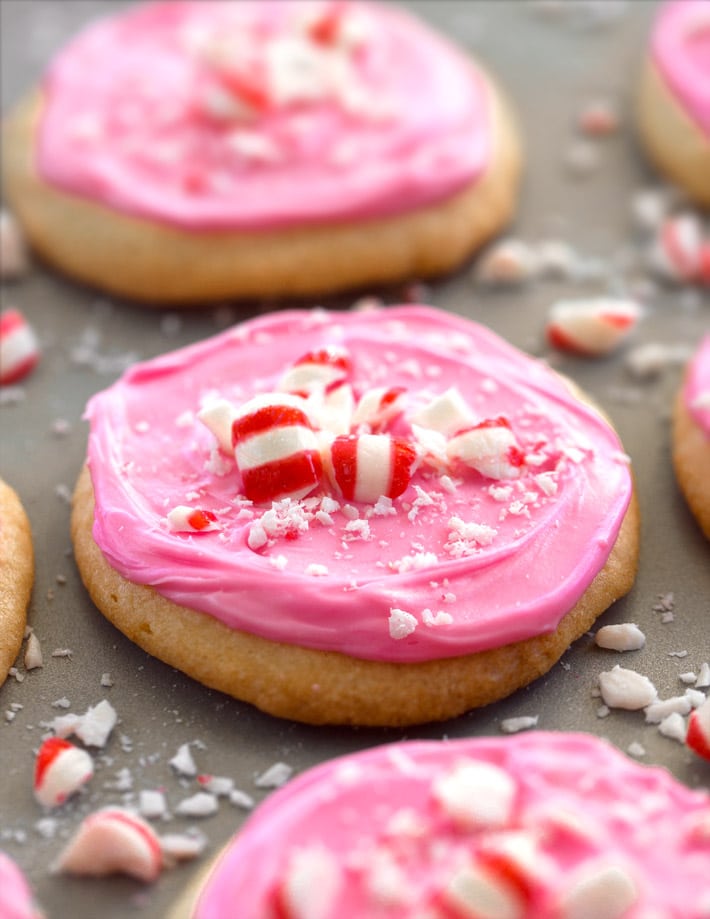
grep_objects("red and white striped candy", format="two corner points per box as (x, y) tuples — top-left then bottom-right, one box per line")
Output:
(167, 506), (219, 533)
(351, 386), (406, 432)
(279, 346), (351, 396)
(327, 434), (416, 503)
(0, 309), (40, 385)
(447, 417), (525, 480)
(34, 737), (94, 808)
(53, 807), (163, 882)
(686, 697), (710, 762)
(440, 858), (527, 919)
(650, 213), (703, 283)
(546, 299), (642, 356)
(307, 380), (355, 435)
(232, 394), (323, 503)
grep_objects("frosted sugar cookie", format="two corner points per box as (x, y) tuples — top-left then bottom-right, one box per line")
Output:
(71, 306), (638, 726)
(0, 853), (43, 919)
(673, 334), (710, 538)
(637, 0), (710, 206)
(175, 733), (710, 918)
(2, 1), (521, 304)
(0, 478), (34, 686)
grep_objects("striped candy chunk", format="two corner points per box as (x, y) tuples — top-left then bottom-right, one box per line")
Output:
(447, 417), (525, 480)
(327, 434), (416, 503)
(53, 807), (163, 882)
(0, 308), (40, 384)
(546, 299), (642, 356)
(34, 737), (94, 808)
(650, 213), (703, 283)
(439, 859), (527, 919)
(198, 399), (238, 453)
(167, 506), (219, 533)
(278, 346), (352, 397)
(351, 386), (406, 432)
(232, 394), (323, 503)
(686, 697), (710, 761)
(307, 379), (355, 436)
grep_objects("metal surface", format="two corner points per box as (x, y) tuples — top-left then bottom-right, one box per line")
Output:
(1, 2), (708, 917)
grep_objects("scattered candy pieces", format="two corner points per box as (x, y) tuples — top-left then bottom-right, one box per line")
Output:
(447, 417), (525, 480)
(0, 309), (40, 385)
(473, 238), (539, 286)
(598, 666), (657, 710)
(34, 738), (94, 808)
(649, 213), (708, 285)
(159, 831), (207, 865)
(351, 386), (406, 433)
(594, 623), (645, 652)
(24, 632), (43, 670)
(278, 346), (351, 396)
(175, 792), (218, 818)
(169, 743), (198, 777)
(167, 506), (219, 533)
(559, 863), (637, 919)
(546, 299), (641, 356)
(433, 760), (515, 830)
(50, 699), (117, 748)
(52, 808), (162, 882)
(411, 387), (474, 436)
(254, 762), (293, 789)
(686, 698), (710, 762)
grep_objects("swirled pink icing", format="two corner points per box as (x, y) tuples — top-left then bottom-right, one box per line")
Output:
(193, 733), (710, 918)
(685, 334), (710, 435)
(651, 0), (710, 137)
(0, 853), (43, 919)
(84, 306), (633, 664)
(37, 1), (492, 230)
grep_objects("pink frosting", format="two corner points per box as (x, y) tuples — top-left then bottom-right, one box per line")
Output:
(685, 334), (710, 435)
(193, 733), (710, 918)
(84, 306), (633, 664)
(652, 0), (710, 136)
(37, 1), (492, 230)
(0, 853), (42, 919)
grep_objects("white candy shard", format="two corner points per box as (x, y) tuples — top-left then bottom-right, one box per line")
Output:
(644, 695), (692, 724)
(500, 715), (539, 734)
(598, 666), (657, 710)
(696, 662), (710, 689)
(474, 238), (539, 286)
(197, 775), (234, 797)
(34, 738), (94, 808)
(167, 505), (219, 533)
(433, 760), (516, 830)
(410, 387), (473, 436)
(278, 346), (351, 395)
(351, 386), (406, 432)
(0, 309), (40, 385)
(175, 792), (218, 818)
(24, 632), (43, 670)
(279, 846), (342, 919)
(169, 743), (197, 777)
(388, 607), (418, 640)
(658, 712), (687, 743)
(546, 299), (641, 356)
(0, 209), (29, 279)
(442, 861), (526, 919)
(53, 808), (163, 882)
(255, 762), (293, 789)
(649, 213), (703, 283)
(560, 864), (637, 919)
(160, 831), (207, 865)
(447, 417), (524, 480)
(138, 790), (167, 820)
(198, 399), (238, 453)
(594, 623), (645, 652)
(51, 699), (117, 748)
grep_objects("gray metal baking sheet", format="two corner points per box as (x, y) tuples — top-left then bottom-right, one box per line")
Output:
(1, 2), (708, 916)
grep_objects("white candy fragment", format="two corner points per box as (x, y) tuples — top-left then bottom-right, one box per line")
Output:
(169, 743), (197, 777)
(279, 846), (342, 919)
(175, 792), (218, 818)
(53, 808), (163, 882)
(198, 399), (238, 453)
(473, 238), (539, 286)
(500, 715), (539, 734)
(686, 697), (710, 761)
(560, 863), (637, 919)
(167, 505), (219, 533)
(696, 662), (710, 689)
(594, 623), (645, 652)
(598, 666), (657, 710)
(278, 346), (351, 395)
(433, 760), (516, 830)
(410, 387), (473, 436)
(388, 608), (418, 640)
(197, 775), (234, 797)
(546, 299), (641, 356)
(34, 738), (94, 808)
(159, 831), (207, 864)
(0, 309), (40, 385)
(24, 632), (43, 670)
(51, 699), (117, 748)
(447, 417), (524, 480)
(138, 790), (167, 820)
(255, 762), (293, 789)
(658, 712), (687, 743)
(351, 386), (406, 432)
(649, 213), (705, 283)
(443, 861), (526, 919)
(631, 188), (672, 233)
(307, 380), (354, 435)
(644, 695), (692, 724)
(0, 209), (29, 279)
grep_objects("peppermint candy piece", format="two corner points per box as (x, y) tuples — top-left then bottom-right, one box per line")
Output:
(410, 387), (473, 436)
(167, 506), (219, 533)
(34, 737), (94, 808)
(0, 309), (40, 385)
(546, 299), (641, 356)
(52, 807), (163, 882)
(232, 394), (323, 503)
(447, 417), (525, 480)
(686, 697), (710, 762)
(649, 214), (704, 284)
(327, 434), (416, 503)
(198, 399), (238, 453)
(440, 859), (527, 919)
(351, 386), (406, 432)
(278, 346), (351, 396)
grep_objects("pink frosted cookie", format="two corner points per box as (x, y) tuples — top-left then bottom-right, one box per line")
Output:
(0, 478), (34, 686)
(71, 306), (638, 726)
(0, 853), (43, 919)
(637, 0), (710, 206)
(175, 732), (710, 919)
(1, 1), (521, 304)
(673, 334), (710, 538)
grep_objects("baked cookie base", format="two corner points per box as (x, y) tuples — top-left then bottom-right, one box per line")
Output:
(672, 392), (710, 540)
(2, 75), (521, 305)
(0, 479), (34, 685)
(637, 59), (710, 208)
(71, 466), (639, 727)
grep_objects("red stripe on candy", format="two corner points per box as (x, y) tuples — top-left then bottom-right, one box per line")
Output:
(241, 451), (323, 504)
(331, 435), (358, 501)
(35, 737), (73, 788)
(232, 405), (311, 445)
(388, 439), (416, 499)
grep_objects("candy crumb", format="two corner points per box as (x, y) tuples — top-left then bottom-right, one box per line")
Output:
(175, 793), (218, 818)
(500, 715), (539, 734)
(169, 743), (198, 777)
(254, 762), (293, 789)
(598, 666), (657, 710)
(594, 623), (645, 652)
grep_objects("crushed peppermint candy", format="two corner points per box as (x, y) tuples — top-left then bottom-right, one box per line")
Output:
(594, 623), (645, 652)
(500, 715), (539, 734)
(254, 762), (293, 789)
(388, 608), (418, 640)
(169, 743), (198, 777)
(175, 792), (218, 818)
(598, 666), (657, 710)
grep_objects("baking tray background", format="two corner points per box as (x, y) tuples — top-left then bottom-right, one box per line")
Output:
(1, 2), (708, 917)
